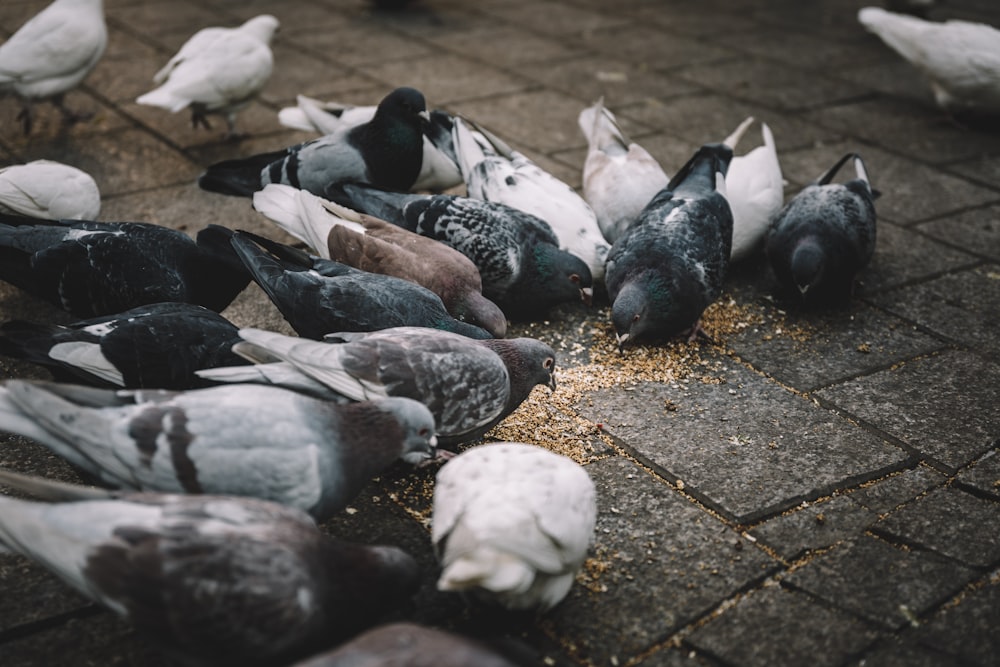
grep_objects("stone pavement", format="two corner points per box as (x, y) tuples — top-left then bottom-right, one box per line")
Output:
(1, 0), (999, 664)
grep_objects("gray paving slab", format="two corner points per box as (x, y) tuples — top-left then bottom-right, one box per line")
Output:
(917, 204), (1000, 263)
(908, 573), (1000, 666)
(749, 495), (878, 562)
(686, 584), (883, 667)
(848, 466), (949, 515)
(579, 365), (909, 524)
(815, 350), (1000, 471)
(477, 0), (631, 39)
(847, 637), (967, 667)
(857, 222), (981, 296)
(873, 486), (1000, 568)
(955, 449), (1000, 501)
(784, 535), (979, 631)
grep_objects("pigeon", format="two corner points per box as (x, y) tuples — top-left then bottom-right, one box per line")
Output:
(277, 95), (463, 191)
(453, 117), (610, 283)
(198, 87), (431, 197)
(0, 468), (421, 667)
(0, 160), (101, 220)
(326, 183), (593, 320)
(0, 215), (251, 317)
(765, 152), (877, 304)
(289, 622), (521, 667)
(0, 379), (440, 520)
(605, 143), (734, 347)
(198, 327), (556, 447)
(858, 7), (1000, 116)
(722, 116), (785, 262)
(0, 302), (249, 389)
(136, 15), (279, 138)
(577, 98), (670, 245)
(432, 442), (597, 612)
(229, 231), (493, 340)
(0, 0), (107, 134)
(252, 184), (507, 337)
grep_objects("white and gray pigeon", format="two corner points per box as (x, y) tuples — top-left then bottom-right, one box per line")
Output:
(766, 152), (877, 304)
(858, 7), (1000, 116)
(198, 326), (556, 447)
(325, 183), (593, 320)
(453, 117), (610, 283)
(0, 160), (101, 220)
(605, 143), (734, 347)
(0, 0), (107, 134)
(0, 379), (440, 520)
(0, 302), (249, 389)
(198, 87), (431, 197)
(432, 442), (597, 612)
(136, 15), (279, 138)
(577, 98), (669, 244)
(0, 468), (422, 667)
(277, 94), (463, 191)
(722, 116), (785, 262)
(252, 184), (507, 337)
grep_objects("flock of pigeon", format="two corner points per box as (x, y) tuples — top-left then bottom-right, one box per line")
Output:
(0, 0), (996, 664)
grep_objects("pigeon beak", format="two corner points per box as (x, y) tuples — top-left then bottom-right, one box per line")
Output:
(419, 110), (431, 122)
(797, 284), (810, 297)
(548, 374), (557, 392)
(615, 332), (629, 354)
(419, 447), (455, 468)
(580, 287), (593, 306)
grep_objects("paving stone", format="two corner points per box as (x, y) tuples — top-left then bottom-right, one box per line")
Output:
(874, 487), (1000, 568)
(294, 23), (436, 68)
(424, 24), (587, 68)
(544, 457), (778, 666)
(870, 266), (1000, 359)
(122, 97), (287, 149)
(686, 584), (883, 667)
(784, 535), (978, 630)
(578, 364), (909, 524)
(722, 27), (886, 69)
(917, 204), (1000, 263)
(955, 449), (1000, 501)
(110, 1), (228, 40)
(911, 573), (1000, 666)
(946, 154), (1000, 190)
(638, 646), (726, 667)
(859, 223), (980, 296)
(0, 554), (94, 632)
(815, 351), (1000, 471)
(477, 0), (631, 38)
(849, 637), (966, 667)
(225, 0), (353, 32)
(581, 23), (739, 71)
(749, 495), (878, 562)
(832, 58), (939, 109)
(848, 466), (948, 515)
(727, 302), (943, 392)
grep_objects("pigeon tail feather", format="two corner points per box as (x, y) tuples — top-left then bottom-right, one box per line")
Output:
(199, 150), (288, 196)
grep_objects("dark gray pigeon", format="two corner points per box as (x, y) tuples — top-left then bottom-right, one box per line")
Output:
(0, 214), (250, 317)
(326, 183), (593, 320)
(198, 327), (556, 447)
(230, 231), (493, 340)
(765, 152), (877, 304)
(289, 622), (521, 667)
(0, 379), (440, 520)
(605, 143), (734, 347)
(0, 468), (421, 667)
(0, 302), (249, 389)
(198, 87), (430, 197)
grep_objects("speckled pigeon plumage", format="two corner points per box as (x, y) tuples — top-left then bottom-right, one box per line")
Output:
(766, 152), (877, 304)
(453, 117), (610, 283)
(277, 95), (462, 191)
(722, 117), (785, 262)
(326, 183), (593, 320)
(0, 215), (251, 317)
(229, 231), (493, 340)
(605, 143), (734, 347)
(432, 442), (597, 612)
(0, 468), (421, 667)
(0, 160), (101, 220)
(198, 87), (430, 197)
(252, 184), (507, 337)
(0, 302), (248, 389)
(136, 15), (279, 137)
(0, 379), (439, 520)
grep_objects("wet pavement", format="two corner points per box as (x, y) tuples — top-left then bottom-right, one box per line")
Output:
(1, 0), (998, 665)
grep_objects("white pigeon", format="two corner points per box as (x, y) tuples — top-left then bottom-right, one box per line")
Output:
(452, 117), (611, 283)
(722, 116), (785, 262)
(0, 0), (107, 134)
(578, 98), (669, 245)
(277, 94), (463, 192)
(432, 442), (597, 612)
(136, 15), (279, 137)
(0, 160), (101, 220)
(858, 7), (1000, 115)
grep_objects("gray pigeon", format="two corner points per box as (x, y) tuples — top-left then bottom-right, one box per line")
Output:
(326, 183), (593, 320)
(605, 143), (734, 347)
(0, 468), (421, 667)
(766, 153), (877, 304)
(229, 231), (493, 340)
(0, 379), (440, 520)
(0, 302), (249, 389)
(198, 87), (430, 196)
(198, 327), (557, 447)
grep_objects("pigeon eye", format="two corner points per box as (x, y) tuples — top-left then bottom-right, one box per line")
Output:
(419, 427), (430, 437)
(543, 357), (554, 369)
(632, 313), (641, 323)
(570, 274), (580, 284)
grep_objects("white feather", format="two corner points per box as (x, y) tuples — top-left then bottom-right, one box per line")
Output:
(0, 160), (101, 220)
(723, 119), (785, 262)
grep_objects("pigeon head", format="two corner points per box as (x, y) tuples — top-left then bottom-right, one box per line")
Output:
(790, 239), (826, 297)
(377, 396), (439, 465)
(528, 243), (594, 309)
(451, 292), (508, 339)
(376, 87), (431, 127)
(479, 337), (557, 407)
(241, 14), (280, 43)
